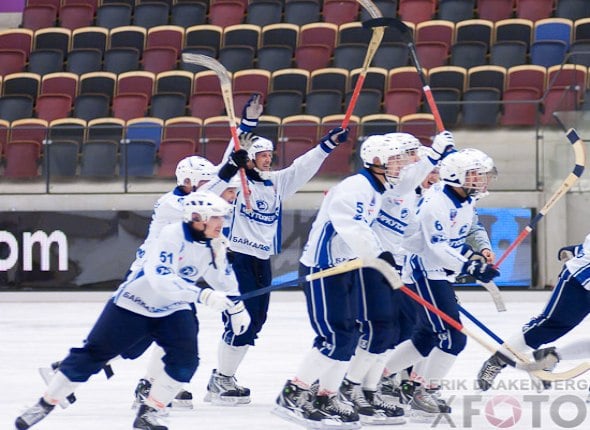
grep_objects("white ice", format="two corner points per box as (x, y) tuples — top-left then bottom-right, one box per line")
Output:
(1, 290), (589, 430)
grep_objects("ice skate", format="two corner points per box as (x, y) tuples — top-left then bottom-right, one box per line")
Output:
(133, 404), (168, 430)
(38, 361), (76, 409)
(476, 352), (507, 391)
(408, 387), (442, 423)
(532, 347), (558, 391)
(339, 378), (387, 424)
(314, 393), (361, 429)
(378, 373), (398, 398)
(204, 369), (251, 405)
(363, 389), (406, 425)
(132, 378), (152, 409)
(15, 398), (55, 430)
(171, 389), (194, 409)
(272, 380), (327, 429)
(392, 380), (414, 409)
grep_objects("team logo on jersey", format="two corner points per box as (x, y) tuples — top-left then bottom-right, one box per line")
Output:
(180, 266), (198, 277)
(156, 265), (172, 275)
(400, 208), (409, 219)
(459, 224), (469, 235)
(450, 209), (457, 221)
(256, 199), (269, 211)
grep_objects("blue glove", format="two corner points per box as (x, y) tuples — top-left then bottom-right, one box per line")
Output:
(240, 93), (263, 131)
(558, 244), (580, 262)
(319, 127), (349, 153)
(461, 260), (500, 283)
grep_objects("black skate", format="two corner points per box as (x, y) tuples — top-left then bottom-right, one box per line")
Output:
(378, 373), (398, 398)
(132, 378), (152, 409)
(133, 404), (167, 430)
(363, 389), (406, 425)
(272, 380), (327, 429)
(392, 380), (414, 408)
(532, 347), (559, 391)
(314, 393), (361, 429)
(339, 378), (387, 424)
(477, 352), (507, 391)
(171, 389), (194, 409)
(15, 398), (55, 430)
(204, 369), (251, 405)
(38, 361), (77, 409)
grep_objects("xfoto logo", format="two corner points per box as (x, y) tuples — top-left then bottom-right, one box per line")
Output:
(485, 395), (522, 428)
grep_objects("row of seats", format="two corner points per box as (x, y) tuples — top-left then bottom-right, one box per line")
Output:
(0, 112), (442, 179)
(22, 0), (590, 31)
(0, 64), (585, 123)
(7, 16), (590, 63)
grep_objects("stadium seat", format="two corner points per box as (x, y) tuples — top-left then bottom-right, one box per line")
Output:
(428, 65), (467, 94)
(59, 4), (94, 30)
(155, 70), (193, 103)
(416, 20), (454, 51)
(233, 69), (271, 99)
(530, 40), (568, 67)
(384, 88), (422, 117)
(359, 113), (399, 138)
(146, 26), (185, 58)
(540, 86), (578, 125)
(0, 95), (34, 122)
(556, 0), (590, 20)
(516, 0), (555, 21)
(322, 0), (360, 26)
(125, 117), (164, 150)
(103, 48), (141, 74)
(66, 49), (103, 75)
(332, 44), (367, 70)
(344, 89), (382, 117)
(44, 140), (79, 177)
(349, 67), (387, 95)
(310, 68), (348, 94)
(500, 87), (540, 126)
(284, 0), (321, 26)
(157, 138), (197, 177)
(455, 19), (494, 51)
(87, 117), (124, 144)
(271, 68), (309, 97)
(189, 92), (225, 119)
(0, 29), (33, 59)
(21, 5), (57, 31)
(218, 46), (255, 73)
(264, 91), (304, 118)
(208, 1), (246, 28)
(202, 116), (232, 164)
(304, 89), (343, 117)
(112, 93), (149, 121)
(73, 93), (110, 121)
(261, 23), (299, 52)
(27, 49), (63, 76)
(371, 43), (410, 69)
(494, 18), (533, 49)
(387, 67), (423, 92)
(95, 3), (132, 30)
(437, 0), (475, 22)
(40, 72), (78, 100)
(3, 140), (41, 178)
(79, 72), (117, 101)
(163, 116), (203, 149)
(223, 24), (261, 53)
(398, 113), (436, 144)
(80, 140), (118, 177)
(490, 41), (528, 68)
(246, 0), (283, 27)
(71, 27), (108, 55)
(429, 87), (461, 127)
(295, 45), (332, 71)
(317, 114), (359, 176)
(142, 47), (178, 74)
(117, 71), (155, 102)
(462, 87), (501, 126)
(133, 2), (169, 29)
(149, 92), (187, 120)
(10, 118), (48, 146)
(534, 18), (573, 50)
(398, 0), (436, 25)
(185, 25), (222, 56)
(415, 41), (449, 69)
(2, 72), (40, 101)
(193, 70), (224, 95)
(120, 139), (157, 176)
(35, 94), (72, 122)
(477, 0), (514, 22)
(48, 118), (86, 147)
(299, 22), (337, 54)
(506, 64), (546, 93)
(33, 28), (70, 60)
(281, 114), (321, 145)
(450, 41), (488, 69)
(467, 65), (506, 95)
(256, 46), (293, 72)
(171, 2), (207, 28)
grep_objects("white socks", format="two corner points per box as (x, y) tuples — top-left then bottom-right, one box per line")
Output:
(362, 352), (387, 391)
(384, 340), (425, 375)
(555, 339), (590, 360)
(144, 344), (166, 383)
(346, 346), (380, 385)
(420, 348), (457, 387)
(146, 370), (183, 410)
(294, 348), (338, 388)
(218, 339), (249, 377)
(44, 371), (80, 405)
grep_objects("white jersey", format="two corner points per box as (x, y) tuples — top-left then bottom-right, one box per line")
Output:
(373, 157), (435, 263)
(221, 146), (331, 260)
(402, 185), (476, 282)
(129, 187), (190, 273)
(565, 233), (590, 290)
(114, 222), (239, 317)
(300, 169), (386, 269)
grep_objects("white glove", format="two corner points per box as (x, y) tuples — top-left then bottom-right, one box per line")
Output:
(198, 288), (234, 312)
(430, 130), (455, 160)
(211, 236), (229, 269)
(227, 301), (251, 336)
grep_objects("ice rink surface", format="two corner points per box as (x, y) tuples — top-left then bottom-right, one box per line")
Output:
(1, 290), (589, 430)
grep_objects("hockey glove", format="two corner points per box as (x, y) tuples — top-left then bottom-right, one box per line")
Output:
(197, 288), (234, 312)
(240, 93), (263, 131)
(461, 260), (500, 283)
(558, 244), (581, 262)
(229, 149), (249, 168)
(430, 130), (456, 161)
(460, 244), (486, 263)
(226, 301), (251, 336)
(319, 127), (349, 153)
(218, 149), (250, 180)
(378, 251), (396, 267)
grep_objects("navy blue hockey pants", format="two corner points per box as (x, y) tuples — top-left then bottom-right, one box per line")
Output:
(302, 263), (360, 361)
(522, 267), (590, 349)
(58, 299), (199, 383)
(222, 251), (272, 346)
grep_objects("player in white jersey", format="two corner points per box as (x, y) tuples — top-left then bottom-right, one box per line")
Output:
(477, 232), (590, 392)
(379, 148), (498, 408)
(15, 192), (250, 430)
(272, 131), (455, 429)
(336, 132), (447, 425)
(202, 94), (350, 405)
(378, 150), (500, 421)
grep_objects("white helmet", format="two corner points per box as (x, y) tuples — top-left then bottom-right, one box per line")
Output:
(439, 150), (493, 197)
(459, 148), (497, 198)
(246, 135), (273, 160)
(183, 191), (232, 223)
(175, 156), (216, 187)
(360, 134), (412, 184)
(385, 132), (421, 155)
(226, 174), (242, 189)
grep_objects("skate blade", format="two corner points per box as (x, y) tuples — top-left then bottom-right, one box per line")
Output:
(271, 405), (324, 429)
(204, 392), (250, 406)
(320, 420), (361, 429)
(38, 367), (74, 410)
(408, 409), (437, 423)
(171, 399), (194, 409)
